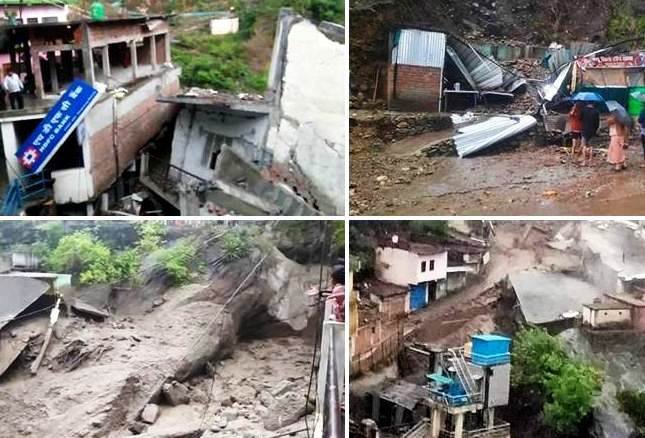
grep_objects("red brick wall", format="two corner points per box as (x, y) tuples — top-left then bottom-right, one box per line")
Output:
(89, 78), (180, 194)
(391, 64), (441, 111)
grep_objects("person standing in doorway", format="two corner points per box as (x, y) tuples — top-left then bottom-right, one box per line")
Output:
(4, 69), (24, 110)
(581, 102), (600, 166)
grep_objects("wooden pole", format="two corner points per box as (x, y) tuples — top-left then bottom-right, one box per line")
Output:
(30, 298), (61, 375)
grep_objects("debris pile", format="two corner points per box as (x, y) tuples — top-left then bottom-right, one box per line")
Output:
(351, 110), (453, 143)
(0, 233), (324, 438)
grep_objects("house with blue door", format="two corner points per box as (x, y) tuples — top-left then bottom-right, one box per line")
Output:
(374, 235), (449, 313)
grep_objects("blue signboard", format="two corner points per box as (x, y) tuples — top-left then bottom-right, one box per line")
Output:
(15, 80), (100, 174)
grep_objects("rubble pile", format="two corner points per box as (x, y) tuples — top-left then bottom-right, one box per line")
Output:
(0, 240), (321, 438)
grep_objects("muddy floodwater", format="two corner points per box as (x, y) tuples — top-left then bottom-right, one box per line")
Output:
(351, 132), (645, 216)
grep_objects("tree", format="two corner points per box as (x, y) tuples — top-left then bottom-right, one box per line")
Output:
(544, 362), (603, 434)
(511, 327), (603, 435)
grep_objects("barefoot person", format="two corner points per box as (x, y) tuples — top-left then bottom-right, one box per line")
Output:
(581, 102), (600, 166)
(568, 102), (583, 158)
(607, 114), (627, 171)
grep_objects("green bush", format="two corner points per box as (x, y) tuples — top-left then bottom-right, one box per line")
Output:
(608, 3), (645, 43)
(617, 390), (645, 431)
(172, 32), (267, 92)
(544, 362), (603, 434)
(156, 239), (200, 285)
(511, 327), (603, 434)
(221, 229), (252, 261)
(135, 221), (167, 254)
(48, 231), (121, 285)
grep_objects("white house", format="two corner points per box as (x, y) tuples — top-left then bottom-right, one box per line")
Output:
(375, 235), (449, 312)
(582, 302), (632, 329)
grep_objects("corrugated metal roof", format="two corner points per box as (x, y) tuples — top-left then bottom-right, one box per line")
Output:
(454, 115), (537, 157)
(394, 29), (446, 68)
(448, 37), (504, 90)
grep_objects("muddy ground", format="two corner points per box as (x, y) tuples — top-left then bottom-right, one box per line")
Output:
(350, 123), (645, 216)
(0, 264), (318, 438)
(406, 222), (581, 346)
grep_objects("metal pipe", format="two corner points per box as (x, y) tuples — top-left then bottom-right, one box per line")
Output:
(323, 333), (342, 438)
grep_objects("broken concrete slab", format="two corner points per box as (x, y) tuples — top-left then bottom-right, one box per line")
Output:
(0, 277), (51, 331)
(141, 403), (160, 424)
(69, 299), (109, 319)
(162, 381), (190, 406)
(0, 334), (29, 377)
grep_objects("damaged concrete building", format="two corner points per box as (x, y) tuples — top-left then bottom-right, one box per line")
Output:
(140, 9), (346, 216)
(0, 16), (180, 215)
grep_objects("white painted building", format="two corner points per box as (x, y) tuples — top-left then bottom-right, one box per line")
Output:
(582, 302), (632, 329)
(375, 243), (448, 287)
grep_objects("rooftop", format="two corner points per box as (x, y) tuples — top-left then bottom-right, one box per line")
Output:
(606, 293), (645, 308)
(365, 279), (408, 298)
(158, 89), (272, 116)
(376, 380), (428, 411)
(584, 301), (633, 311)
(509, 270), (604, 325)
(378, 236), (446, 256)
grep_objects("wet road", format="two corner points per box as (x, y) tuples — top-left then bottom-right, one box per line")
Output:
(351, 135), (645, 216)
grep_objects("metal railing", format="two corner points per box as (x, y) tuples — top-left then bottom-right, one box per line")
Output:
(143, 154), (210, 197)
(1, 172), (51, 215)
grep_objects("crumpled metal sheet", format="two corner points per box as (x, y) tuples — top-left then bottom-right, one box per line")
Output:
(0, 277), (50, 331)
(454, 115), (537, 157)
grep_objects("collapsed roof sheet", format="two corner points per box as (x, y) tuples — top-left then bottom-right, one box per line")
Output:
(393, 29), (446, 68)
(508, 270), (603, 325)
(0, 277), (50, 331)
(377, 380), (427, 410)
(454, 115), (537, 157)
(448, 37), (504, 90)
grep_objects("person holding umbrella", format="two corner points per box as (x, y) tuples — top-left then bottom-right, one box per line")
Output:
(572, 92), (604, 166)
(607, 113), (627, 171)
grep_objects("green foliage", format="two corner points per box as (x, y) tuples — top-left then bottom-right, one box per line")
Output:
(617, 390), (645, 432)
(48, 231), (121, 285)
(172, 32), (267, 92)
(511, 327), (603, 434)
(156, 239), (200, 285)
(608, 2), (645, 43)
(511, 327), (568, 389)
(135, 221), (167, 254)
(408, 221), (450, 238)
(221, 229), (252, 261)
(544, 362), (603, 434)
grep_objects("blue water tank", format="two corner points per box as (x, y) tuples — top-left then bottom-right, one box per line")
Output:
(471, 334), (511, 366)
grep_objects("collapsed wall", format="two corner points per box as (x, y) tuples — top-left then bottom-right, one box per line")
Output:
(267, 13), (346, 215)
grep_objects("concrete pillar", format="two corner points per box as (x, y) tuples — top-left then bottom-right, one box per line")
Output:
(486, 407), (495, 429)
(394, 405), (404, 426)
(102, 45), (111, 81)
(164, 33), (171, 64)
(178, 184), (199, 215)
(100, 193), (109, 213)
(2, 122), (21, 180)
(454, 413), (464, 438)
(431, 408), (442, 438)
(130, 40), (138, 80)
(81, 24), (95, 86)
(47, 51), (58, 94)
(150, 35), (157, 70)
(86, 202), (95, 216)
(140, 153), (149, 177)
(31, 50), (45, 99)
